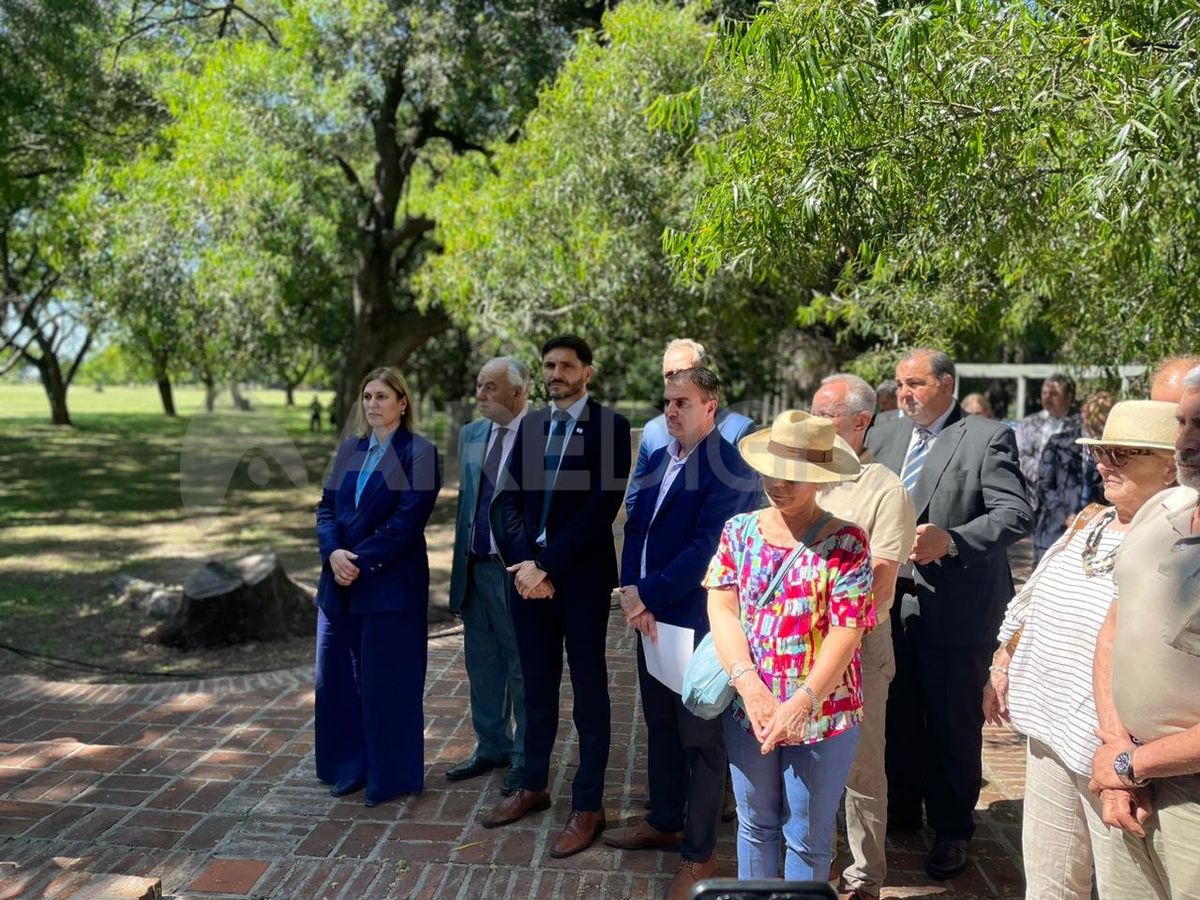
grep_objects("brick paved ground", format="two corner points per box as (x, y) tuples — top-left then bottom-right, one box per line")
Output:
(0, 614), (1026, 899)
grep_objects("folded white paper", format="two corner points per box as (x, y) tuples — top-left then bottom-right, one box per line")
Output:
(641, 622), (696, 695)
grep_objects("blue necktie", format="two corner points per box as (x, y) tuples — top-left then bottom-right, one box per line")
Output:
(470, 425), (507, 557)
(355, 442), (384, 506)
(539, 412), (570, 536)
(901, 428), (932, 495)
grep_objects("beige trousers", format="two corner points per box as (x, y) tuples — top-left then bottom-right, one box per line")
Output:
(1103, 773), (1200, 900)
(1022, 737), (1112, 900)
(841, 622), (896, 895)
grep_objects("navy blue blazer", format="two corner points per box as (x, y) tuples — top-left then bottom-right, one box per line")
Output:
(315, 427), (442, 616)
(492, 398), (631, 591)
(620, 428), (760, 638)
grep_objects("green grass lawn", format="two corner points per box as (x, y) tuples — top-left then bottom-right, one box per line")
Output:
(0, 383), (457, 681)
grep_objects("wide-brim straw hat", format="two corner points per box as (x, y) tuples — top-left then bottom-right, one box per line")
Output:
(739, 410), (861, 483)
(1076, 400), (1178, 450)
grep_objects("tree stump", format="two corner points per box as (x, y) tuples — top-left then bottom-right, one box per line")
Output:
(155, 553), (316, 650)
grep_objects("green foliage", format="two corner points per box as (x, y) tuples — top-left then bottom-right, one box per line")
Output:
(422, 0), (803, 400)
(665, 0), (1200, 365)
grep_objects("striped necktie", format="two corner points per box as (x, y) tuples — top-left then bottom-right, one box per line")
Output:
(901, 427), (932, 495)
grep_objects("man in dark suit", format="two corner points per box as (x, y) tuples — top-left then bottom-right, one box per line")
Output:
(479, 335), (632, 859)
(605, 367), (758, 899)
(865, 348), (1031, 881)
(446, 357), (531, 794)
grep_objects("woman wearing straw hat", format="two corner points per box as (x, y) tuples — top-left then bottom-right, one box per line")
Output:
(703, 411), (876, 880)
(983, 400), (1179, 900)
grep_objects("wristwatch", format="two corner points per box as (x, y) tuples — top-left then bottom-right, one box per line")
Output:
(945, 534), (959, 559)
(1114, 749), (1149, 787)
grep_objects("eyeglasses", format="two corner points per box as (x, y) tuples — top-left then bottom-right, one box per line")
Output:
(1089, 446), (1159, 468)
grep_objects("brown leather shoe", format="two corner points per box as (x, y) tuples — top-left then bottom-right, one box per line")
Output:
(666, 856), (716, 900)
(548, 808), (606, 858)
(602, 818), (682, 851)
(477, 788), (550, 829)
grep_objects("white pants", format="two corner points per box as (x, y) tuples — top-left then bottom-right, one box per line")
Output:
(1103, 773), (1200, 900)
(1023, 737), (1112, 900)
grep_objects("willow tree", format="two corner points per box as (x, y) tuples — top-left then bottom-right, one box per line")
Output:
(663, 0), (1200, 366)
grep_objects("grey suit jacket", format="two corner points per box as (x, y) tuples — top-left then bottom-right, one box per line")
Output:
(448, 417), (493, 614)
(865, 403), (1032, 646)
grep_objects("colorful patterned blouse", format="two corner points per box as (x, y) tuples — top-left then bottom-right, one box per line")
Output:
(703, 511), (875, 745)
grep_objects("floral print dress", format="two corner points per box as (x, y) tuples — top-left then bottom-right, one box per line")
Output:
(704, 510), (875, 746)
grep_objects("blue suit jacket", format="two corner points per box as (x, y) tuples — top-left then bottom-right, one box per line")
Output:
(627, 407), (757, 516)
(492, 398), (631, 590)
(448, 417), (494, 614)
(315, 427), (442, 615)
(620, 428), (760, 638)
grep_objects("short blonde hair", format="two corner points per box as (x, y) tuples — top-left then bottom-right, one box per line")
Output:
(355, 367), (416, 437)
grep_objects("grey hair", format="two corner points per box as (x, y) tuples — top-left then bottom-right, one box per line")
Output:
(1184, 364), (1200, 392)
(821, 373), (877, 416)
(486, 356), (531, 394)
(875, 378), (898, 400)
(901, 347), (956, 384)
(663, 338), (709, 367)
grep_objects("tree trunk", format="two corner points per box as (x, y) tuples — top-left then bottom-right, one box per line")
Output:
(37, 354), (72, 426)
(153, 353), (176, 417)
(284, 384), (295, 406)
(199, 369), (217, 413)
(230, 381), (251, 411)
(335, 242), (449, 429)
(157, 376), (177, 417)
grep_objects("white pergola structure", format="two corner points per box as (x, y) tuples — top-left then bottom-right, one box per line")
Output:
(956, 363), (1150, 417)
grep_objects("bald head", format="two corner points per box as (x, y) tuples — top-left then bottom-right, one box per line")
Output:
(1150, 356), (1200, 403)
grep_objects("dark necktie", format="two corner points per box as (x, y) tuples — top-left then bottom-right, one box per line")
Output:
(539, 411), (570, 536)
(470, 425), (507, 558)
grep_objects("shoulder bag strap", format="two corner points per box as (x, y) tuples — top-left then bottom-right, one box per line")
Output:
(758, 510), (833, 603)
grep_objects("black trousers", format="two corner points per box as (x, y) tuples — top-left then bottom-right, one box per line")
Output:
(885, 608), (992, 841)
(637, 639), (727, 861)
(510, 580), (611, 811)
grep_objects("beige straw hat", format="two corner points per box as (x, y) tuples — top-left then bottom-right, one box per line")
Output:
(1076, 400), (1178, 450)
(739, 410), (861, 483)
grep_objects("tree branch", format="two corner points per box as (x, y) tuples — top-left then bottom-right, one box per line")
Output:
(65, 330), (94, 386)
(383, 216), (435, 253)
(333, 154), (370, 206)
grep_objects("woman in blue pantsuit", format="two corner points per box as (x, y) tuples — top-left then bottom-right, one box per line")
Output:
(314, 367), (441, 806)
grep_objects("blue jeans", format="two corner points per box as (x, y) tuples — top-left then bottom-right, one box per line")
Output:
(724, 714), (860, 880)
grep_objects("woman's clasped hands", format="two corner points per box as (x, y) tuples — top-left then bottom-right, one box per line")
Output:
(737, 675), (813, 754)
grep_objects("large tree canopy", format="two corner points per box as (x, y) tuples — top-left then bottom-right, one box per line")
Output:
(663, 0), (1200, 365)
(423, 0), (807, 401)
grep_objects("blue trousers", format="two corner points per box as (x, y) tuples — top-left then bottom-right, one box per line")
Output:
(461, 556), (526, 768)
(314, 603), (427, 802)
(510, 581), (611, 811)
(724, 715), (860, 880)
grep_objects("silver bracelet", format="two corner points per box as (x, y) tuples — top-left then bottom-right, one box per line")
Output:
(989, 665), (1009, 674)
(798, 682), (819, 716)
(728, 661), (756, 685)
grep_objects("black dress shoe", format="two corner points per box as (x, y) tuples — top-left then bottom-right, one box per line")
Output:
(925, 838), (969, 879)
(500, 766), (524, 797)
(446, 755), (509, 782)
(330, 778), (366, 798)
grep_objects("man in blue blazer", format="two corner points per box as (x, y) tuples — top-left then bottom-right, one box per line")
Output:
(446, 357), (531, 794)
(605, 367), (759, 897)
(479, 335), (632, 859)
(626, 338), (756, 516)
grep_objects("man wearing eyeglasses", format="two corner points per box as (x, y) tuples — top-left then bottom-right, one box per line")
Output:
(865, 348), (1032, 881)
(626, 339), (757, 516)
(1089, 367), (1200, 900)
